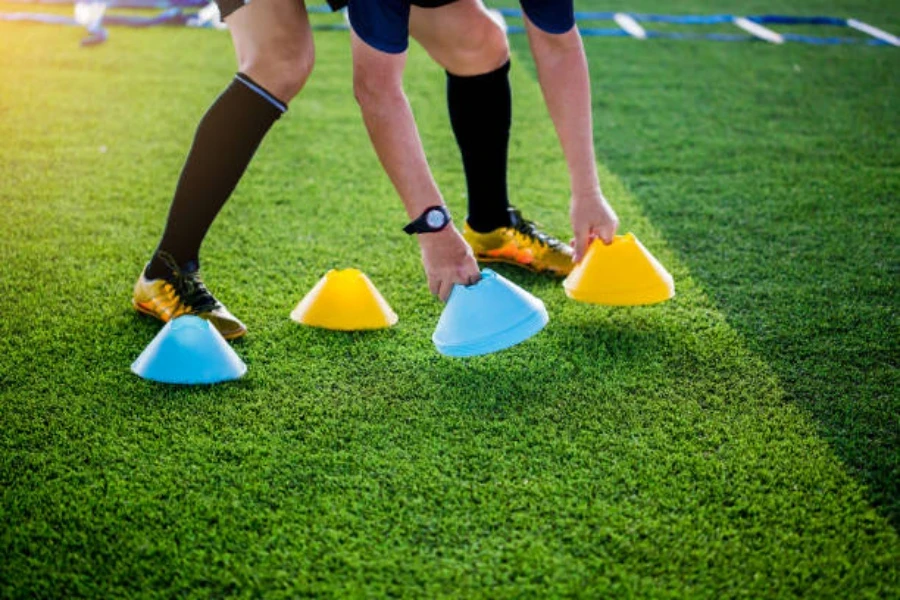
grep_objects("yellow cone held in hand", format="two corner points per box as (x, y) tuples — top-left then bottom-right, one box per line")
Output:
(291, 269), (398, 330)
(564, 233), (675, 306)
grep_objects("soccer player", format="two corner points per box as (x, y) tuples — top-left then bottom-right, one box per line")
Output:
(348, 0), (619, 301)
(132, 0), (317, 339)
(134, 0), (618, 338)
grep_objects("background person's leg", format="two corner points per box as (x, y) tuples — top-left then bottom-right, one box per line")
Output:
(145, 0), (314, 279)
(135, 0), (315, 338)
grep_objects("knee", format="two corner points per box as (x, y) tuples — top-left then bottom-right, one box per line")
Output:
(479, 11), (511, 62)
(529, 23), (582, 53)
(352, 69), (374, 108)
(353, 67), (401, 113)
(416, 9), (509, 75)
(445, 14), (509, 74)
(238, 35), (315, 103)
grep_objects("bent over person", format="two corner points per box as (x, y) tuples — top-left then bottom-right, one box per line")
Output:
(132, 0), (320, 339)
(344, 0), (619, 300)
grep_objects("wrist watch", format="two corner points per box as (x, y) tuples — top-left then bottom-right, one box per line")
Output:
(403, 205), (451, 234)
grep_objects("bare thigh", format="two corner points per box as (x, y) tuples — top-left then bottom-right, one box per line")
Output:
(410, 0), (508, 75)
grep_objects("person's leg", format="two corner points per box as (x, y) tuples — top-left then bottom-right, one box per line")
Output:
(134, 0), (314, 338)
(146, 0), (314, 277)
(410, 0), (511, 233)
(411, 1), (575, 276)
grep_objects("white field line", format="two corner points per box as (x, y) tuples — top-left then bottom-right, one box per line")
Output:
(733, 16), (785, 44)
(847, 18), (900, 46)
(614, 12), (647, 39)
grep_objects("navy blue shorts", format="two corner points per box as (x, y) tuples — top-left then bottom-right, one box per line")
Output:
(347, 0), (576, 54)
(519, 0), (575, 35)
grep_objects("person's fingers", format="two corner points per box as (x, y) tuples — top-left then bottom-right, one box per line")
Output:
(601, 207), (620, 244)
(586, 228), (603, 248)
(596, 223), (616, 245)
(573, 226), (591, 264)
(461, 262), (482, 286)
(438, 279), (455, 303)
(428, 275), (440, 298)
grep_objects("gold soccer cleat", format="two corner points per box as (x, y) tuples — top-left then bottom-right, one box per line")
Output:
(132, 253), (247, 340)
(463, 208), (574, 277)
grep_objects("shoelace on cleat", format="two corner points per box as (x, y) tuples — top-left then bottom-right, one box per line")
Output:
(157, 251), (219, 312)
(509, 209), (567, 250)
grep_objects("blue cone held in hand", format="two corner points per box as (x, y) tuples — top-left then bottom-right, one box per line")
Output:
(433, 269), (549, 357)
(131, 315), (247, 384)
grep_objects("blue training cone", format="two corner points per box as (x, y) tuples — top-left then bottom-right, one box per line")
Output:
(432, 269), (549, 357)
(131, 315), (247, 384)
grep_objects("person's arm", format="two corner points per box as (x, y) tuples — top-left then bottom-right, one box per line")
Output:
(523, 16), (619, 263)
(350, 30), (480, 301)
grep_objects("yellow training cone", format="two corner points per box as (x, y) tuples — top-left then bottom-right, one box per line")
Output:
(290, 269), (398, 331)
(563, 233), (675, 306)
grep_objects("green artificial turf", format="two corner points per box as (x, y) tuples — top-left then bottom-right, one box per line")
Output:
(562, 0), (900, 525)
(1, 1), (898, 597)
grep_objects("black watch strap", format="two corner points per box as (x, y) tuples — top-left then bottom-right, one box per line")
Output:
(403, 205), (451, 235)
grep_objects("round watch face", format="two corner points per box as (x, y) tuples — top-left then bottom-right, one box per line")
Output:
(425, 208), (446, 229)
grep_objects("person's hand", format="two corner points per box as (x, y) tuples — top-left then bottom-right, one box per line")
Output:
(570, 187), (619, 263)
(417, 227), (481, 302)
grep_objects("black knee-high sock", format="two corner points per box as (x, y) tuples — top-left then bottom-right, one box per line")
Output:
(446, 60), (512, 233)
(145, 73), (287, 279)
